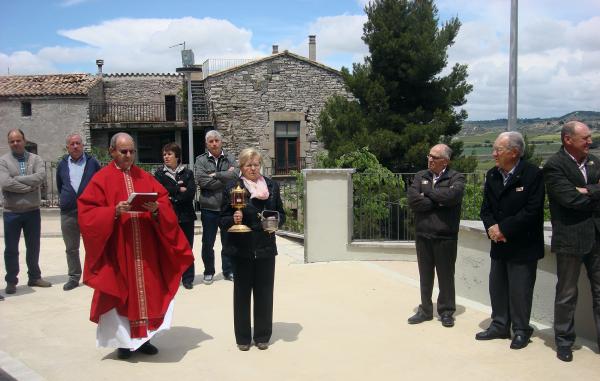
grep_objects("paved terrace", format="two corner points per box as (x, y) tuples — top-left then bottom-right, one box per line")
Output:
(0, 211), (599, 381)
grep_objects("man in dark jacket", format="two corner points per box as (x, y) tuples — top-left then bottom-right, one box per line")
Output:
(543, 121), (600, 362)
(407, 144), (465, 328)
(478, 131), (544, 350)
(56, 133), (101, 291)
(194, 130), (238, 283)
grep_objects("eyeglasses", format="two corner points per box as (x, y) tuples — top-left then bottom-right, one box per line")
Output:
(492, 146), (508, 153)
(118, 149), (136, 155)
(427, 154), (444, 161)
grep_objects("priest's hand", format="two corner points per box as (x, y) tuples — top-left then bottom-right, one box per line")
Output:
(115, 201), (131, 217)
(142, 201), (159, 213)
(233, 210), (243, 224)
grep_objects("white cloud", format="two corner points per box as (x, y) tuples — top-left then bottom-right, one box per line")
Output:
(59, 0), (90, 7)
(1, 17), (267, 75)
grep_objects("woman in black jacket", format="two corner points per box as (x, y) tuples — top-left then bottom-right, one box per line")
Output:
(154, 142), (197, 289)
(220, 148), (285, 351)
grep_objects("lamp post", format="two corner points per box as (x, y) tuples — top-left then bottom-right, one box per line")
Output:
(176, 49), (202, 168)
(508, 0), (518, 131)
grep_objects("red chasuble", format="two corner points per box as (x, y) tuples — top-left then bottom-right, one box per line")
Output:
(78, 162), (194, 338)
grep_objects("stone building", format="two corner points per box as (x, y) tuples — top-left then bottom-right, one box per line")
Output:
(204, 50), (351, 174)
(0, 74), (102, 161)
(0, 37), (352, 174)
(88, 72), (195, 163)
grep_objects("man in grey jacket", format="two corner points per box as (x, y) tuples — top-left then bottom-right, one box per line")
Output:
(194, 130), (238, 284)
(0, 129), (51, 295)
(406, 144), (465, 328)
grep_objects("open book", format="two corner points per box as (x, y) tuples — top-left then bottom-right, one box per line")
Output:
(126, 192), (158, 211)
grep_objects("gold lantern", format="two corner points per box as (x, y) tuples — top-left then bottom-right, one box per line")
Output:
(228, 184), (252, 233)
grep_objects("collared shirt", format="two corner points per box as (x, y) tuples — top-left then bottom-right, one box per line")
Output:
(68, 154), (87, 193)
(565, 150), (588, 183)
(12, 152), (27, 175)
(500, 159), (520, 186)
(208, 150), (224, 169)
(431, 167), (447, 186)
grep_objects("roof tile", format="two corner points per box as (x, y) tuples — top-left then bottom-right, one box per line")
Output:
(0, 74), (101, 97)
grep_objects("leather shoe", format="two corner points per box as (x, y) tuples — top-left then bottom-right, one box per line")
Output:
(556, 346), (573, 362)
(6, 283), (16, 294)
(28, 278), (51, 287)
(117, 348), (132, 359)
(137, 341), (159, 355)
(256, 342), (269, 350)
(63, 280), (79, 291)
(183, 282), (193, 290)
(407, 311), (433, 324)
(510, 334), (530, 349)
(475, 329), (511, 340)
(0, 294), (4, 301)
(224, 273), (234, 282)
(441, 314), (455, 328)
(237, 344), (251, 351)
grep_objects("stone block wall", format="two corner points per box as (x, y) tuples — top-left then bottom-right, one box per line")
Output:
(102, 74), (184, 104)
(0, 97), (89, 161)
(204, 55), (352, 166)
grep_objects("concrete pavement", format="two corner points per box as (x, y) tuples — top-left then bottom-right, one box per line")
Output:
(0, 213), (599, 381)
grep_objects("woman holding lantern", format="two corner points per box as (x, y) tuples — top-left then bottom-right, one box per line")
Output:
(220, 148), (285, 351)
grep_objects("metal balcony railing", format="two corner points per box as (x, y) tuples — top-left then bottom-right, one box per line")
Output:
(89, 102), (186, 123)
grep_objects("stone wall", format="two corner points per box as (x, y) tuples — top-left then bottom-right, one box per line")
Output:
(204, 54), (352, 166)
(102, 74), (184, 103)
(0, 97), (89, 161)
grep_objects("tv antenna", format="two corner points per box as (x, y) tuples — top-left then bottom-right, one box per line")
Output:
(169, 42), (186, 50)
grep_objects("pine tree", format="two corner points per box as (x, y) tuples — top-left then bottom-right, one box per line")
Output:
(318, 0), (474, 172)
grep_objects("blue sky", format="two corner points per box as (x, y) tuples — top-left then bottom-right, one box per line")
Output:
(2, 0), (600, 120)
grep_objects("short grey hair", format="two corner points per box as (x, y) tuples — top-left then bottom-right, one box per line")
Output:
(110, 132), (134, 149)
(436, 144), (453, 160)
(65, 132), (83, 145)
(561, 121), (587, 144)
(205, 130), (222, 143)
(497, 131), (525, 157)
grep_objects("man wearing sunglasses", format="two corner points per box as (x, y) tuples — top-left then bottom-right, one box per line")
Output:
(407, 143), (465, 328)
(77, 132), (193, 360)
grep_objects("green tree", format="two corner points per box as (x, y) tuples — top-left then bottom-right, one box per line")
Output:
(318, 0), (473, 172)
(523, 134), (543, 167)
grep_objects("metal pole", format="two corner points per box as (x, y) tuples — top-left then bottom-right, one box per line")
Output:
(187, 73), (194, 167)
(508, 0), (518, 131)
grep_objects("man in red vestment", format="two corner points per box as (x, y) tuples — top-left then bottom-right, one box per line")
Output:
(78, 132), (193, 360)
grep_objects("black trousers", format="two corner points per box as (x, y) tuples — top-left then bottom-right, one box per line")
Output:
(232, 256), (275, 345)
(179, 221), (195, 284)
(488, 258), (537, 337)
(415, 237), (457, 317)
(554, 240), (600, 349)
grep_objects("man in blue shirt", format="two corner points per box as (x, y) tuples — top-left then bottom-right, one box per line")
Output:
(56, 133), (101, 291)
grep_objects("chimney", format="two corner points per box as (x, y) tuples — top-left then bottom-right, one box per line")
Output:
(308, 35), (316, 61)
(96, 59), (104, 76)
(272, 45), (279, 54)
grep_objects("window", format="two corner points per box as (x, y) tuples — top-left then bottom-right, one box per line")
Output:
(274, 121), (300, 175)
(21, 101), (32, 117)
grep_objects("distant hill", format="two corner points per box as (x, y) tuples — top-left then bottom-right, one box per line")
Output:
(460, 111), (600, 136)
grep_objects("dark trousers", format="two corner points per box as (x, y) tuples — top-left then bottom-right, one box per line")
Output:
(232, 256), (275, 345)
(200, 209), (232, 276)
(60, 209), (82, 282)
(488, 258), (537, 337)
(554, 241), (600, 349)
(3, 209), (41, 285)
(179, 220), (195, 284)
(415, 237), (457, 317)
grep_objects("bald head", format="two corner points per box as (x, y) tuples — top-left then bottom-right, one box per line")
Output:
(110, 132), (134, 149)
(562, 121), (592, 162)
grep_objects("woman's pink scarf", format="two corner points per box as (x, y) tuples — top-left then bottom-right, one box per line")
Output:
(241, 175), (270, 200)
